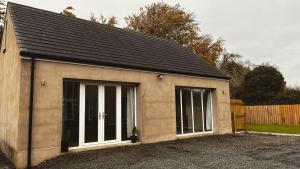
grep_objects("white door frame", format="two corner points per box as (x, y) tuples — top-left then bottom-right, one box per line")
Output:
(79, 83), (122, 147)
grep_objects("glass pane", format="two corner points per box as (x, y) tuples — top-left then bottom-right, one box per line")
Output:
(62, 81), (79, 147)
(64, 81), (79, 100)
(105, 86), (117, 141)
(203, 90), (212, 131)
(182, 89), (193, 134)
(85, 85), (98, 143)
(121, 86), (135, 141)
(175, 88), (182, 134)
(193, 90), (203, 132)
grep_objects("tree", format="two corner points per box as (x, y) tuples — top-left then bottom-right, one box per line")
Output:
(61, 6), (76, 17)
(273, 87), (300, 104)
(90, 13), (117, 26)
(90, 13), (98, 22)
(191, 35), (223, 64)
(217, 52), (250, 98)
(125, 2), (223, 65)
(0, 0), (6, 41)
(237, 64), (286, 105)
(0, 0), (5, 23)
(106, 16), (117, 27)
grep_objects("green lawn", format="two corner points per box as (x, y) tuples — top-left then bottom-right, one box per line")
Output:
(247, 124), (300, 134)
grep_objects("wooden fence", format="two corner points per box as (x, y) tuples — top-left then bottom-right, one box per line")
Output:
(230, 99), (246, 132)
(245, 104), (300, 125)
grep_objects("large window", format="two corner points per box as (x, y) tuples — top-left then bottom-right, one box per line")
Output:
(175, 88), (213, 135)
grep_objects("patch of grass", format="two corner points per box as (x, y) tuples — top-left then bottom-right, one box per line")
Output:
(247, 124), (300, 134)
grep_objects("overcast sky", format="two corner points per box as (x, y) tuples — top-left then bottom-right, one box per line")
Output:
(9, 0), (300, 86)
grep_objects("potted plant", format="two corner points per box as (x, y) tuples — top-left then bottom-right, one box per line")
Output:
(61, 130), (71, 153)
(130, 126), (138, 143)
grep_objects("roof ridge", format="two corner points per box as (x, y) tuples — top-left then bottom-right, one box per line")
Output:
(7, 1), (179, 46)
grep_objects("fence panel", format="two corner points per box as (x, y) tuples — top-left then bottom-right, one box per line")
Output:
(245, 104), (300, 125)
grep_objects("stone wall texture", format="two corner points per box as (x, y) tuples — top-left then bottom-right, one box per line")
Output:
(0, 11), (22, 167)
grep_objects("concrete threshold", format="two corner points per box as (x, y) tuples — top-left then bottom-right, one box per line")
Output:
(69, 142), (141, 153)
(176, 132), (214, 139)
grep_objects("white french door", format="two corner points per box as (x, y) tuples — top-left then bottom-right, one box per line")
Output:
(79, 83), (122, 147)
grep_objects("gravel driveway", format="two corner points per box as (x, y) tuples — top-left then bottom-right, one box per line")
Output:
(1, 133), (300, 169)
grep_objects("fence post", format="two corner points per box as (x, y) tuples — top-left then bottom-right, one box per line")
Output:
(231, 112), (236, 133)
(244, 111), (247, 132)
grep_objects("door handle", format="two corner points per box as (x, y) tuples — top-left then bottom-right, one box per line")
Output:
(99, 112), (103, 119)
(98, 112), (107, 119)
(102, 113), (107, 119)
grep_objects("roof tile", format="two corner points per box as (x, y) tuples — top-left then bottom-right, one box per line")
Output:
(7, 2), (229, 79)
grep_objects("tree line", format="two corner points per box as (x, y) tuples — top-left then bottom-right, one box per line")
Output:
(1, 1), (299, 105)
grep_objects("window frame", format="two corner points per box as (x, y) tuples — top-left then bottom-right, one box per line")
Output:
(176, 87), (214, 136)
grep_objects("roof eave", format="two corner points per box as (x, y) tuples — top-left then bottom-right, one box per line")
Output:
(20, 51), (230, 80)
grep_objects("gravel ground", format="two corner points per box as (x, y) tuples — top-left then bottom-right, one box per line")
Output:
(1, 133), (300, 169)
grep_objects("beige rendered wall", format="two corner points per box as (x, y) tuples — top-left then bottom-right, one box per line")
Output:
(16, 58), (231, 168)
(0, 12), (21, 165)
(0, 9), (231, 169)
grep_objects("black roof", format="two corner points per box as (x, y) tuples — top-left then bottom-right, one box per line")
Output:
(7, 2), (229, 79)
